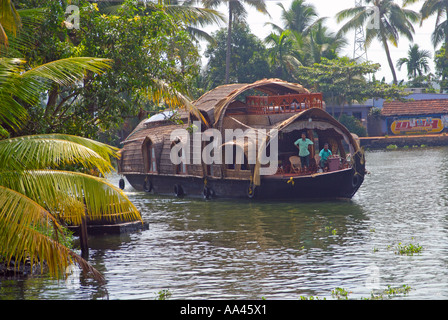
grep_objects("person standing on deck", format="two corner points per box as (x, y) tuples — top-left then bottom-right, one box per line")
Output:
(294, 132), (313, 171)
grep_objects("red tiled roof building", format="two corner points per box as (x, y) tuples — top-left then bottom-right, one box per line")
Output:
(381, 99), (448, 135)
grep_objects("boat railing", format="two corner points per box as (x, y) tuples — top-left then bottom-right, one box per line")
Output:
(245, 93), (323, 115)
(269, 153), (351, 177)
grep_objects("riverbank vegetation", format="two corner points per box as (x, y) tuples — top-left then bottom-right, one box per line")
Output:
(0, 0), (145, 281)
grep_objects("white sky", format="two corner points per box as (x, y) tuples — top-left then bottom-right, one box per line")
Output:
(199, 0), (438, 84)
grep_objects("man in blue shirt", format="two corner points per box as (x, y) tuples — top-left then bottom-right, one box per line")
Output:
(319, 143), (332, 169)
(294, 132), (313, 170)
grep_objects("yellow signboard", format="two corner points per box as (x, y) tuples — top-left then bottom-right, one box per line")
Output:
(390, 117), (444, 135)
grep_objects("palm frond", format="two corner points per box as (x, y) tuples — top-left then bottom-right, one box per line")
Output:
(336, 6), (366, 24)
(9, 133), (119, 161)
(20, 57), (112, 87)
(0, 134), (118, 174)
(264, 21), (284, 34)
(0, 57), (112, 132)
(283, 54), (304, 72)
(0, 185), (104, 282)
(0, 169), (142, 226)
(396, 57), (409, 70)
(0, 0), (21, 45)
(0, 92), (28, 131)
(0, 8), (48, 57)
(421, 0), (444, 20)
(336, 7), (369, 36)
(243, 0), (269, 16)
(146, 78), (208, 125)
(432, 19), (448, 48)
(161, 3), (225, 26)
(186, 25), (215, 43)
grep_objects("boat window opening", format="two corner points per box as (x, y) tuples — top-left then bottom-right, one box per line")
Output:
(206, 164), (214, 176)
(143, 140), (158, 173)
(352, 112), (362, 120)
(240, 153), (250, 171)
(226, 145), (237, 170)
(205, 137), (215, 176)
(149, 145), (157, 173)
(177, 147), (187, 174)
(171, 140), (188, 175)
(225, 144), (250, 171)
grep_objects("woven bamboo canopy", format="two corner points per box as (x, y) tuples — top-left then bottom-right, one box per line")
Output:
(249, 107), (362, 185)
(193, 78), (310, 128)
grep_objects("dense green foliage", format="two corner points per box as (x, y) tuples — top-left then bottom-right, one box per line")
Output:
(291, 57), (408, 109)
(339, 114), (367, 137)
(2, 0), (448, 142)
(203, 23), (272, 89)
(9, 1), (204, 144)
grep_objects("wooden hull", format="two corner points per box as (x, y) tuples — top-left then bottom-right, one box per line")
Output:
(123, 168), (363, 200)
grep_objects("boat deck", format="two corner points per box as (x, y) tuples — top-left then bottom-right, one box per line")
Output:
(266, 167), (352, 179)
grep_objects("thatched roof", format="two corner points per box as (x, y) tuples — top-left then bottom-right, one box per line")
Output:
(122, 79), (312, 145)
(122, 122), (187, 145)
(275, 108), (359, 150)
(193, 78), (310, 128)
(382, 99), (448, 116)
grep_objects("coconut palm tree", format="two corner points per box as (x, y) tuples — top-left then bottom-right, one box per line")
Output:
(0, 0), (144, 280)
(404, 0), (448, 55)
(309, 19), (348, 63)
(265, 30), (300, 79)
(0, 55), (145, 281)
(0, 134), (143, 281)
(201, 0), (269, 84)
(336, 0), (420, 84)
(396, 43), (431, 79)
(264, 1), (347, 78)
(266, 0), (319, 35)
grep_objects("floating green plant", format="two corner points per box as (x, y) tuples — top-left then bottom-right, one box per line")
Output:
(324, 225), (337, 235)
(395, 242), (422, 255)
(296, 284), (412, 300)
(331, 287), (350, 300)
(365, 285), (412, 300)
(299, 295), (325, 300)
(386, 144), (398, 150)
(155, 289), (172, 300)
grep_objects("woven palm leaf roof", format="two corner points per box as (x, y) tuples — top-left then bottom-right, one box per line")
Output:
(192, 78), (310, 128)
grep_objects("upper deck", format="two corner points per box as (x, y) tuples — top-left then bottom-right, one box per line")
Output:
(243, 93), (323, 115)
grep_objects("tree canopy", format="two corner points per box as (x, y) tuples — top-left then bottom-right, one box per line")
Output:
(203, 23), (272, 89)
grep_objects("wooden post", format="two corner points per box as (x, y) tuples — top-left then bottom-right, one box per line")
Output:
(80, 215), (89, 259)
(307, 129), (315, 156)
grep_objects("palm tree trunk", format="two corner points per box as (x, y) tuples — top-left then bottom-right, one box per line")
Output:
(382, 38), (398, 84)
(445, 5), (448, 58)
(225, 3), (233, 84)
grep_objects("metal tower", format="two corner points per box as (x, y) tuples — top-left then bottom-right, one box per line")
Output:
(353, 0), (368, 62)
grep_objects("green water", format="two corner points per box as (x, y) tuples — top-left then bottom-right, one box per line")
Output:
(1, 147), (448, 299)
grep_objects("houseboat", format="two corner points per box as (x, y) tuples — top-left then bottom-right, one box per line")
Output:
(118, 79), (366, 200)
